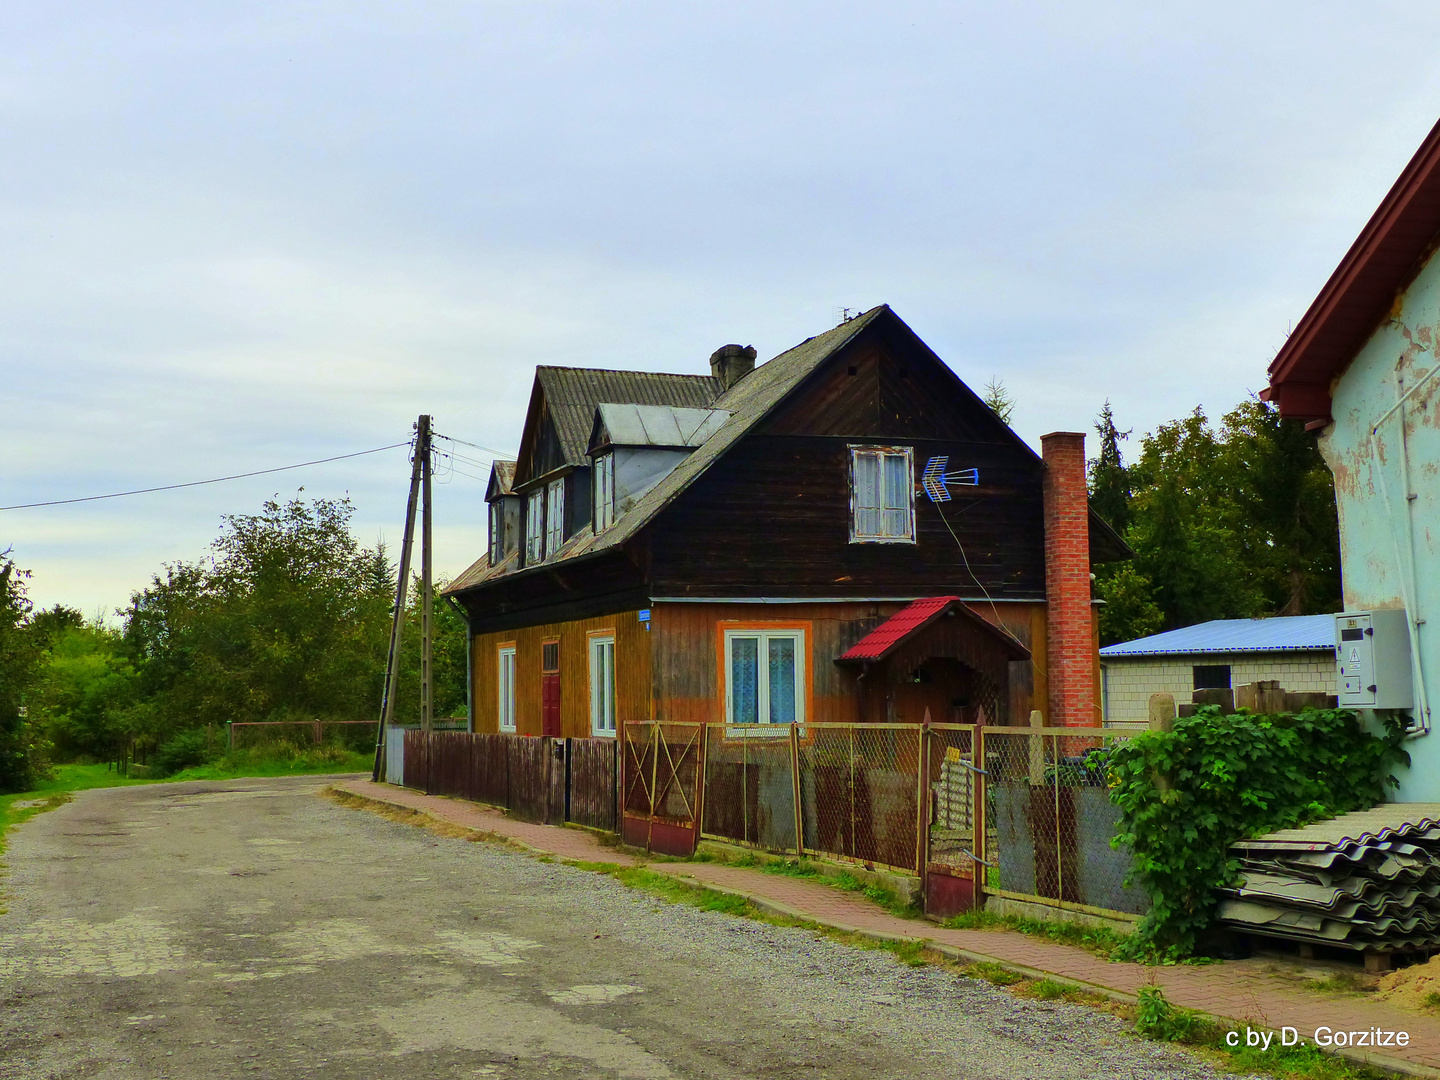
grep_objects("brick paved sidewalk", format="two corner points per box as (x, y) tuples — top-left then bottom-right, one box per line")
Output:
(331, 779), (1440, 1076)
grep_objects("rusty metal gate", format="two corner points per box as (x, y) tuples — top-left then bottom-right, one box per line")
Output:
(622, 721), (702, 855)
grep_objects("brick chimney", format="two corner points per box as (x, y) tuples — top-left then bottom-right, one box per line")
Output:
(1041, 431), (1096, 727)
(710, 344), (757, 390)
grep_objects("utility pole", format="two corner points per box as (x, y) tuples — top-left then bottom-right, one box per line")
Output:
(421, 413), (434, 736)
(372, 415), (430, 782)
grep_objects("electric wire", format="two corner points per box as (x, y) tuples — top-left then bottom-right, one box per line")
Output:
(933, 496), (1051, 696)
(0, 442), (413, 511)
(432, 432), (511, 458)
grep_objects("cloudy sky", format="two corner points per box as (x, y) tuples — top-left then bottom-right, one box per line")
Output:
(4, 1), (1440, 618)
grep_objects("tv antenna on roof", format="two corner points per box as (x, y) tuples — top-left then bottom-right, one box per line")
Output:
(921, 456), (979, 503)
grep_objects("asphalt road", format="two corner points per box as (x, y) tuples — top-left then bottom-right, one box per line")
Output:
(0, 775), (1241, 1079)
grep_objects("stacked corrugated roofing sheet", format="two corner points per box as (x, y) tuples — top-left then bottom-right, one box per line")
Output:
(1218, 805), (1440, 953)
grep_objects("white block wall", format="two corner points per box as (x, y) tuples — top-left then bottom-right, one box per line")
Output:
(1100, 651), (1338, 727)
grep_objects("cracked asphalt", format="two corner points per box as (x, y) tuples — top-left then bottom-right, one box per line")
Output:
(0, 774), (1244, 1079)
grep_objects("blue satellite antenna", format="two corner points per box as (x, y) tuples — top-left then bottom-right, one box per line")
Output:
(921, 456), (979, 503)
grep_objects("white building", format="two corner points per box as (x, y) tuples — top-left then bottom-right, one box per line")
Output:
(1100, 615), (1337, 727)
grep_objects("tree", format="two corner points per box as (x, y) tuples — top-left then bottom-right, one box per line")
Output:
(1087, 398), (1342, 645)
(33, 623), (137, 762)
(117, 496), (396, 756)
(0, 556), (49, 791)
(1088, 401), (1131, 535)
(1217, 400), (1341, 617)
(982, 378), (1016, 426)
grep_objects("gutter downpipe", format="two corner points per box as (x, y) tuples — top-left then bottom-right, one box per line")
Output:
(1367, 361), (1440, 738)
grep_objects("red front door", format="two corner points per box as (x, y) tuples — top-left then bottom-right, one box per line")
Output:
(541, 641), (561, 736)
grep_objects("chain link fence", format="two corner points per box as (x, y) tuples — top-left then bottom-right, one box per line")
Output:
(981, 726), (1147, 917)
(612, 719), (1149, 920)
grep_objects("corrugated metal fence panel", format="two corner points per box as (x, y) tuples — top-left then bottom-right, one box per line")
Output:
(427, 731), (472, 798)
(385, 727), (406, 785)
(508, 736), (549, 822)
(470, 733), (511, 806)
(402, 728), (427, 790)
(570, 737), (618, 831)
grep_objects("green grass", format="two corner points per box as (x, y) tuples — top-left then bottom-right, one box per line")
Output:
(1132, 986), (1399, 1080)
(942, 907), (1132, 960)
(166, 745), (372, 781)
(683, 849), (919, 917)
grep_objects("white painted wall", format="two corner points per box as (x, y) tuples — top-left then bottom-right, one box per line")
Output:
(1100, 651), (1337, 727)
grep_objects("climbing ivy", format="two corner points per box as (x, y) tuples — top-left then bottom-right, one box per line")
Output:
(1103, 706), (1407, 959)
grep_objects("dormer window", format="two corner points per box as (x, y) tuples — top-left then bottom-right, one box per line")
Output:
(850, 446), (914, 543)
(593, 453), (615, 531)
(489, 503), (502, 563)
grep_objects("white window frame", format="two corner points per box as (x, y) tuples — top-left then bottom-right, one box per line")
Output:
(723, 628), (805, 730)
(525, 490), (544, 563)
(593, 453), (615, 531)
(849, 446), (915, 543)
(488, 502), (502, 563)
(546, 479), (565, 556)
(588, 633), (616, 737)
(497, 645), (517, 732)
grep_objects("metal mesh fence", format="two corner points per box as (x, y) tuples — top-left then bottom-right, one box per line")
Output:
(799, 724), (921, 872)
(926, 725), (978, 876)
(981, 727), (1147, 916)
(700, 724), (799, 853)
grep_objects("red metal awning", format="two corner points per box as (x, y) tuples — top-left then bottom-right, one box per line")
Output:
(837, 596), (1029, 664)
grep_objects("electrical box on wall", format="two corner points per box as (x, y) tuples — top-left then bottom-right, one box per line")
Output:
(1336, 610), (1413, 710)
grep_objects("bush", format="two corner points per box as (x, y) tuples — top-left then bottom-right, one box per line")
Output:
(153, 728), (218, 776)
(1103, 706), (1406, 958)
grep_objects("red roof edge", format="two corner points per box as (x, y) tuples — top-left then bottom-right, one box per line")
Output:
(1267, 117), (1440, 422)
(837, 596), (1029, 664)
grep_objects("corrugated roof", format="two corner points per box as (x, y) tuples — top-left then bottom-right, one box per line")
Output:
(444, 307), (892, 594)
(836, 595), (1029, 664)
(535, 368), (720, 466)
(840, 597), (958, 661)
(591, 404), (731, 449)
(1099, 614), (1338, 658)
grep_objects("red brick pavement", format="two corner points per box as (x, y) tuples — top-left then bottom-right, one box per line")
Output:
(331, 779), (1440, 1075)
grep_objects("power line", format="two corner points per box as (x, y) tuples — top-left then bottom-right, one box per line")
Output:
(432, 431), (511, 458)
(0, 442), (412, 512)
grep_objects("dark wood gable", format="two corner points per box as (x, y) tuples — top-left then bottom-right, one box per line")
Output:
(514, 385), (567, 486)
(645, 317), (1049, 600)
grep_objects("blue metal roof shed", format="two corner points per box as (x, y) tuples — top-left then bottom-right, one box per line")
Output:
(1099, 614), (1337, 659)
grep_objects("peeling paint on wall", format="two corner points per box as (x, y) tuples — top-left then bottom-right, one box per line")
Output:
(1319, 250), (1440, 800)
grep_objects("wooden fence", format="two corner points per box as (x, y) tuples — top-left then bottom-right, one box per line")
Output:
(399, 729), (617, 831)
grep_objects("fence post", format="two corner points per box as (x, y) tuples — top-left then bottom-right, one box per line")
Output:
(973, 724), (987, 908)
(648, 723), (661, 852)
(226, 721), (233, 752)
(695, 725), (708, 841)
(915, 712), (932, 877)
(1027, 708), (1045, 785)
(313, 719), (322, 746)
(789, 721), (803, 858)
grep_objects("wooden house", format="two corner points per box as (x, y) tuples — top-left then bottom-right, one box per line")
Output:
(443, 305), (1128, 748)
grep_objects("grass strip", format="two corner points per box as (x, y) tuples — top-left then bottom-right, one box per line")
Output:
(686, 850), (919, 917)
(1132, 986), (1400, 1080)
(941, 907), (1131, 960)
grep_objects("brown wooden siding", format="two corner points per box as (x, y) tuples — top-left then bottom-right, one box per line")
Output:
(650, 601), (1043, 726)
(470, 610), (652, 738)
